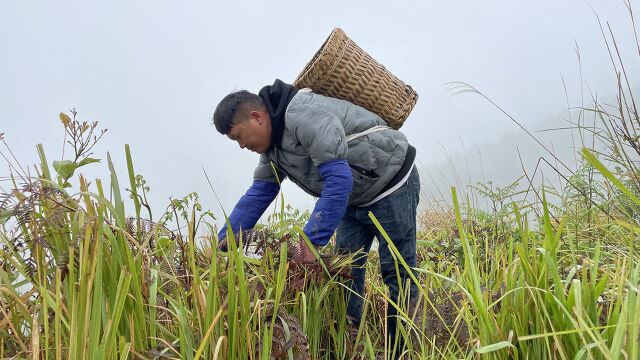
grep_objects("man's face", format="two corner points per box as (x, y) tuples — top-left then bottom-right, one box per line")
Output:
(227, 110), (272, 154)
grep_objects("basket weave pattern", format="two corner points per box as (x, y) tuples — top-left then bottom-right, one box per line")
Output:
(294, 28), (418, 129)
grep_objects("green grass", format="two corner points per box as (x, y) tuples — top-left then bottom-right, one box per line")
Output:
(4, 16), (640, 354)
(1, 115), (639, 359)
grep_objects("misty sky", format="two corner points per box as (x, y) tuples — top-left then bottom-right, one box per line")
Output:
(1, 1), (639, 227)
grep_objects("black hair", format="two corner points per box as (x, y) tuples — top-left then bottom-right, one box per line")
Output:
(212, 90), (265, 134)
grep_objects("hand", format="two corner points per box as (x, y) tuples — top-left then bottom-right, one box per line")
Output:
(218, 238), (228, 252)
(218, 229), (263, 252)
(218, 229), (254, 252)
(288, 236), (320, 265)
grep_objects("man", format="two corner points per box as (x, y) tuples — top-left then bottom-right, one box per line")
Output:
(213, 79), (420, 348)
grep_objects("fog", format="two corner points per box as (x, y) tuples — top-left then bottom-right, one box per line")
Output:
(1, 1), (638, 228)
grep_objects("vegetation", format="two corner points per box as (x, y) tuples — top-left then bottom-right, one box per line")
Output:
(1, 8), (640, 360)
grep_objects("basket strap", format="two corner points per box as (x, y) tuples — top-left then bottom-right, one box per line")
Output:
(285, 88), (313, 115)
(345, 125), (390, 143)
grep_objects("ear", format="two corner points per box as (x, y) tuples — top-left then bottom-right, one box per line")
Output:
(251, 110), (265, 125)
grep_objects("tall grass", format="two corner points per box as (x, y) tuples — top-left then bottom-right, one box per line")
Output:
(1, 107), (639, 359)
(2, 6), (640, 358)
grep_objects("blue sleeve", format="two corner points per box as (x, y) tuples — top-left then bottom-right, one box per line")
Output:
(304, 159), (353, 246)
(218, 180), (280, 241)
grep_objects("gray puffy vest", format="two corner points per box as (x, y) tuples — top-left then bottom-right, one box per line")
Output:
(254, 91), (411, 206)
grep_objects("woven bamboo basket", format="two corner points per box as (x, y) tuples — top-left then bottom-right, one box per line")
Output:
(293, 28), (418, 129)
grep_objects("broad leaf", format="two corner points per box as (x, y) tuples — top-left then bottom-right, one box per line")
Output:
(78, 157), (101, 167)
(53, 160), (79, 180)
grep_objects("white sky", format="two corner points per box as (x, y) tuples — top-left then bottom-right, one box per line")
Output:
(1, 1), (639, 227)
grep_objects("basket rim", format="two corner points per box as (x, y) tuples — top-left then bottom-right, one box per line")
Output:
(293, 27), (419, 127)
(294, 27), (348, 87)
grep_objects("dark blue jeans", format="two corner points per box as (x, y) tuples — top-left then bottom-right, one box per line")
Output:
(335, 167), (420, 342)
